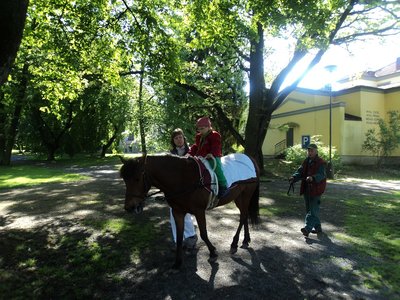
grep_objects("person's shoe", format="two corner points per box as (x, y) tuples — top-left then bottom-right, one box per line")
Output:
(218, 187), (229, 199)
(311, 228), (322, 234)
(301, 227), (310, 237)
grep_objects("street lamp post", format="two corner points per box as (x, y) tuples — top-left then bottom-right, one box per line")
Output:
(324, 65), (337, 179)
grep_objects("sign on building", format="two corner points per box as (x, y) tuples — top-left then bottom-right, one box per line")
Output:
(301, 135), (310, 149)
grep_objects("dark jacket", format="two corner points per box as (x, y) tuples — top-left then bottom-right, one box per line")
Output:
(293, 156), (327, 196)
(170, 144), (189, 156)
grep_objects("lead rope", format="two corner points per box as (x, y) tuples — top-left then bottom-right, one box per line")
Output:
(287, 180), (295, 196)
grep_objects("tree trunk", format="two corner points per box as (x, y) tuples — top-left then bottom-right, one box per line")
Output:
(138, 63), (147, 154)
(100, 126), (119, 158)
(0, 90), (6, 164)
(1, 63), (29, 165)
(33, 102), (74, 161)
(47, 146), (57, 162)
(0, 0), (29, 86)
(244, 22), (268, 174)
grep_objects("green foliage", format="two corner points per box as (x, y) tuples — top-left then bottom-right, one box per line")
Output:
(2, 0), (136, 160)
(2, 0), (399, 164)
(284, 136), (341, 173)
(362, 111), (400, 166)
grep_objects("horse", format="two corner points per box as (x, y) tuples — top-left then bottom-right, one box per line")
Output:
(119, 154), (260, 269)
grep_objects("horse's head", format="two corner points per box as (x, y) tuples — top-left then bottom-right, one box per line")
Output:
(119, 156), (150, 214)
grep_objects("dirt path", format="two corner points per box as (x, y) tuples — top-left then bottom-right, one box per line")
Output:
(1, 163), (398, 299)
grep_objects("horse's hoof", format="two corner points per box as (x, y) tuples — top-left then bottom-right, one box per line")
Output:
(164, 267), (180, 276)
(208, 252), (218, 263)
(230, 247), (238, 255)
(208, 256), (218, 263)
(171, 262), (182, 270)
(170, 267), (181, 273)
(240, 243), (249, 249)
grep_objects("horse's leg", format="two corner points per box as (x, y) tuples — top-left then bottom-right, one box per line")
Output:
(231, 196), (250, 254)
(241, 193), (253, 249)
(172, 210), (185, 269)
(195, 212), (218, 262)
(230, 219), (243, 254)
(241, 217), (251, 249)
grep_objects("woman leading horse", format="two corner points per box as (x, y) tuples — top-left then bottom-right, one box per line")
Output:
(119, 154), (260, 269)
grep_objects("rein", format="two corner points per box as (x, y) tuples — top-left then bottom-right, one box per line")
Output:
(287, 180), (295, 195)
(126, 154), (153, 200)
(163, 182), (204, 201)
(136, 154), (203, 201)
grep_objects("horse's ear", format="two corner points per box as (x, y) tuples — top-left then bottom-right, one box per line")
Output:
(119, 155), (127, 164)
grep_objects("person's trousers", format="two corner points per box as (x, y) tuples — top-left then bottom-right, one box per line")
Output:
(212, 157), (227, 188)
(303, 194), (321, 232)
(170, 208), (196, 243)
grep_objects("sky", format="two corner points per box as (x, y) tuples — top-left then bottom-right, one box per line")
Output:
(292, 35), (400, 90)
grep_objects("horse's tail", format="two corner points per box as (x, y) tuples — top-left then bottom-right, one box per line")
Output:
(248, 180), (260, 226)
(247, 155), (260, 226)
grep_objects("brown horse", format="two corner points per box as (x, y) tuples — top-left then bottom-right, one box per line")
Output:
(119, 154), (260, 269)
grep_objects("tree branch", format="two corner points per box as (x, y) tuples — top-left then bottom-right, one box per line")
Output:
(269, 0), (358, 113)
(121, 0), (144, 33)
(119, 70), (144, 76)
(175, 81), (211, 99)
(213, 104), (245, 146)
(175, 81), (245, 146)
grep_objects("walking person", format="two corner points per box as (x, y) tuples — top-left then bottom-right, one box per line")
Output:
(289, 143), (327, 237)
(169, 128), (198, 249)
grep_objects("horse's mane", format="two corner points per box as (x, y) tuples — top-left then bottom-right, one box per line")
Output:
(119, 154), (188, 178)
(119, 158), (141, 178)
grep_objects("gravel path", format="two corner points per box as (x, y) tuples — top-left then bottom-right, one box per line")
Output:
(1, 163), (399, 299)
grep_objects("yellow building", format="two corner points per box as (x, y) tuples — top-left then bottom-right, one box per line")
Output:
(262, 59), (400, 165)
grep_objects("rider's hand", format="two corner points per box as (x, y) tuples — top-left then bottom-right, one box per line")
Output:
(205, 153), (214, 159)
(306, 176), (313, 182)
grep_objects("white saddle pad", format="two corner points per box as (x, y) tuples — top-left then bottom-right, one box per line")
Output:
(221, 153), (257, 188)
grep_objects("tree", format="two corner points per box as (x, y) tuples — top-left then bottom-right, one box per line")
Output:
(118, 0), (249, 150)
(166, 0), (400, 172)
(2, 1), (399, 167)
(0, 0), (28, 86)
(0, 0), (130, 163)
(362, 111), (400, 166)
(0, 0), (29, 164)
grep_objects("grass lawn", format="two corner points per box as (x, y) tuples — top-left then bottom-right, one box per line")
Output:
(336, 192), (400, 295)
(0, 166), (88, 189)
(0, 155), (122, 189)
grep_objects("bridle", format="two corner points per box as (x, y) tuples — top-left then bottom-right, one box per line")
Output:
(125, 154), (162, 201)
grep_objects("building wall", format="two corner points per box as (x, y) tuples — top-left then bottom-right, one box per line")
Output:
(385, 88), (400, 113)
(262, 86), (400, 163)
(262, 91), (345, 155)
(342, 120), (363, 156)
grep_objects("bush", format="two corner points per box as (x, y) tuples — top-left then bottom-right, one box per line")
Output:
(285, 139), (341, 174)
(362, 111), (400, 166)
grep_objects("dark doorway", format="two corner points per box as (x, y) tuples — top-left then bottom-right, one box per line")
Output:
(286, 128), (294, 147)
